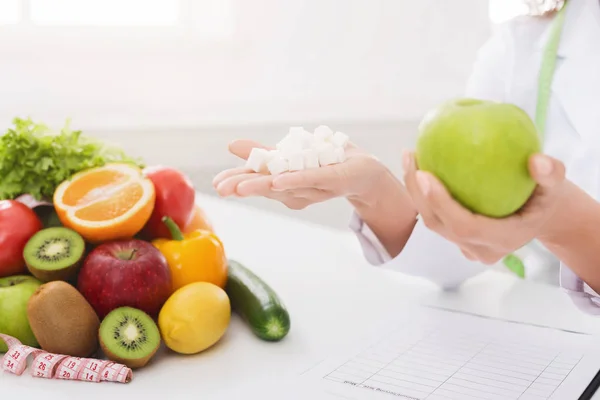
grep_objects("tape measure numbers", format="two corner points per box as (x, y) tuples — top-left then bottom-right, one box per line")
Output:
(1, 333), (132, 384)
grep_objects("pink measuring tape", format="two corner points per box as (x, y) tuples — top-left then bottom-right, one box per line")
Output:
(1, 333), (132, 383)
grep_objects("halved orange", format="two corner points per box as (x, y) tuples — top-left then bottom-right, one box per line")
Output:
(53, 163), (156, 243)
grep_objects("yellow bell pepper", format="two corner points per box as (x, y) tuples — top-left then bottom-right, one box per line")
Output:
(152, 216), (227, 292)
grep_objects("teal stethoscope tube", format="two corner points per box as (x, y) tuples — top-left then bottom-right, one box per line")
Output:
(502, 2), (569, 278)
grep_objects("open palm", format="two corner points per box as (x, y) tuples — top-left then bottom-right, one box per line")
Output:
(212, 139), (384, 210)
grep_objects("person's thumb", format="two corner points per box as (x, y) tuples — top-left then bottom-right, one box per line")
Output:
(228, 139), (273, 160)
(529, 153), (565, 188)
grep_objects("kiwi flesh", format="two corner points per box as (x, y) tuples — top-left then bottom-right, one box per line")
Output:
(24, 227), (86, 283)
(27, 280), (100, 357)
(99, 307), (160, 369)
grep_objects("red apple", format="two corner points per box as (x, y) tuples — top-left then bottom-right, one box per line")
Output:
(77, 239), (172, 319)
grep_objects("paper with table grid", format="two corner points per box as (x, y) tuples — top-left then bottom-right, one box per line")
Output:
(300, 306), (600, 400)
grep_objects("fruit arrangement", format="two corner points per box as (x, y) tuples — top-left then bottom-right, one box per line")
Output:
(0, 118), (290, 383)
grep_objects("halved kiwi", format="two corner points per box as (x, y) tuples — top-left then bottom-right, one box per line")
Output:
(24, 227), (86, 283)
(99, 307), (161, 369)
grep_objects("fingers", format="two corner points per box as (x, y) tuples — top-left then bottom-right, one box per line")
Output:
(281, 197), (312, 210)
(460, 248), (477, 261)
(516, 154), (568, 222)
(214, 167), (332, 205)
(236, 175), (275, 196)
(415, 170), (480, 239)
(404, 151), (503, 248)
(460, 245), (505, 265)
(212, 166), (253, 189)
(529, 154), (566, 189)
(402, 150), (444, 231)
(214, 172), (261, 196)
(228, 140), (273, 160)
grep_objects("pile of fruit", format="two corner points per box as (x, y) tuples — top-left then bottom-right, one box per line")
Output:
(0, 119), (290, 377)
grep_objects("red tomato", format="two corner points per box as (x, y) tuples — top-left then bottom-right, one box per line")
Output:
(0, 200), (43, 278)
(142, 166), (196, 239)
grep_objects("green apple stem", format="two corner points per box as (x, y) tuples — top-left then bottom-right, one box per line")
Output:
(162, 216), (184, 241)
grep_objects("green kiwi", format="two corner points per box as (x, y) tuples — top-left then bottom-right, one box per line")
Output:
(99, 307), (161, 369)
(24, 227), (86, 283)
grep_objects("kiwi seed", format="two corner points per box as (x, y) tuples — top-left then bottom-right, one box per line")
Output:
(24, 227), (86, 283)
(99, 307), (161, 369)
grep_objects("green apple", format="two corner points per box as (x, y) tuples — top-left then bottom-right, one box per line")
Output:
(0, 275), (42, 352)
(415, 98), (542, 218)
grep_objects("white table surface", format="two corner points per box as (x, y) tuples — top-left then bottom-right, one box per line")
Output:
(4, 193), (600, 399)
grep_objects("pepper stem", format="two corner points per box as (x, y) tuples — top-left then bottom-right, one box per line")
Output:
(162, 216), (184, 241)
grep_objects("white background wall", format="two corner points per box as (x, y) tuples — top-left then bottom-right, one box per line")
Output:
(0, 0), (497, 228)
(0, 0), (492, 131)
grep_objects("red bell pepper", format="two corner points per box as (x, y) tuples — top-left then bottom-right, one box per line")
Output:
(141, 166), (196, 239)
(0, 200), (43, 278)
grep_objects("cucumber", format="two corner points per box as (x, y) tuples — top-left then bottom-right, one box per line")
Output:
(225, 259), (290, 341)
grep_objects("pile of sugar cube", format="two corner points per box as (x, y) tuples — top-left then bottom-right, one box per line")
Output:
(245, 125), (349, 175)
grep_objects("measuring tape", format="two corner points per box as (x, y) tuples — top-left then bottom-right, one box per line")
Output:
(1, 333), (132, 383)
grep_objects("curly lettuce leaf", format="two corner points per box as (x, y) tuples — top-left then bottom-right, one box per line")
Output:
(0, 117), (145, 201)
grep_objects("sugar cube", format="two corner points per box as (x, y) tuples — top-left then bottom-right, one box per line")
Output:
(283, 127), (313, 149)
(334, 147), (346, 163)
(314, 125), (333, 142)
(299, 130), (316, 149)
(288, 152), (305, 171)
(276, 134), (293, 150)
(266, 125), (349, 172)
(302, 148), (319, 169)
(331, 131), (349, 148)
(279, 143), (303, 159)
(246, 148), (270, 172)
(267, 155), (289, 175)
(277, 133), (306, 157)
(317, 143), (338, 166)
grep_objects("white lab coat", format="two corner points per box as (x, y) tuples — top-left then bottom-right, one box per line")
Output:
(351, 0), (600, 312)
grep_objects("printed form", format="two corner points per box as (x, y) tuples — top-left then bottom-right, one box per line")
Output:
(299, 306), (600, 400)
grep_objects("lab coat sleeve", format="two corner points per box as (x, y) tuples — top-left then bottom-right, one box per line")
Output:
(560, 264), (600, 315)
(350, 212), (486, 290)
(349, 22), (517, 290)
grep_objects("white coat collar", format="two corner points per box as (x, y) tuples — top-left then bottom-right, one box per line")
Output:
(541, 0), (600, 152)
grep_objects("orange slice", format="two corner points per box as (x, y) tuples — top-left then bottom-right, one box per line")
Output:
(53, 163), (155, 243)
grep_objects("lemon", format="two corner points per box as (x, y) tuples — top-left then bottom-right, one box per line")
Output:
(158, 282), (231, 355)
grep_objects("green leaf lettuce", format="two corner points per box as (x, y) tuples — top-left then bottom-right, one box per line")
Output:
(0, 117), (145, 201)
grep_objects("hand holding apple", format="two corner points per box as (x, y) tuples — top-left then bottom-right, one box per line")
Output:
(403, 149), (568, 265)
(403, 98), (572, 265)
